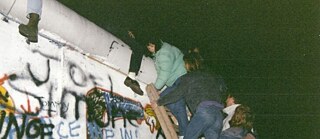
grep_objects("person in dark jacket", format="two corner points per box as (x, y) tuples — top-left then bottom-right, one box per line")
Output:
(154, 52), (227, 139)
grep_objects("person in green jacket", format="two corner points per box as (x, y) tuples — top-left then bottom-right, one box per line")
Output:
(145, 36), (188, 137)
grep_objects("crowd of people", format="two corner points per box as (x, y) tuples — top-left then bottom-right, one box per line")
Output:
(148, 45), (258, 139)
(18, 1), (257, 139)
(135, 35), (257, 138)
(148, 44), (257, 139)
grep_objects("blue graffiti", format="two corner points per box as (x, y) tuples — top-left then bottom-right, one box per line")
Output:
(57, 120), (80, 138)
(86, 87), (144, 129)
(104, 92), (144, 118)
(104, 128), (115, 139)
(120, 128), (138, 139)
(87, 121), (103, 139)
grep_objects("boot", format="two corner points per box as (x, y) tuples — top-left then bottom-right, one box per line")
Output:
(124, 77), (144, 95)
(19, 13), (40, 43)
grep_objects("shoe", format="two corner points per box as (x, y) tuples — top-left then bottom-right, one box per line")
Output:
(19, 13), (40, 42)
(124, 77), (144, 95)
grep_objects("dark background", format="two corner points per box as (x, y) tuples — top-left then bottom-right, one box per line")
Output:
(58, 0), (320, 138)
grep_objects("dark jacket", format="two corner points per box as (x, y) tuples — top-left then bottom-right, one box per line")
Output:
(157, 71), (227, 114)
(220, 127), (257, 139)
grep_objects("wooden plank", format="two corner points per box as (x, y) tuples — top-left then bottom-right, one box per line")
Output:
(146, 84), (178, 139)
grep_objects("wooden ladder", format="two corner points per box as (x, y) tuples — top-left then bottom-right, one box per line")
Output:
(146, 84), (178, 139)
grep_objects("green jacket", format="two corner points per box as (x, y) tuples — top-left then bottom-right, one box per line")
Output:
(153, 42), (187, 89)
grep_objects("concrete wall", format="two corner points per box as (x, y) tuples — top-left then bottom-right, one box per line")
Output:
(0, 0), (120, 57)
(0, 13), (161, 139)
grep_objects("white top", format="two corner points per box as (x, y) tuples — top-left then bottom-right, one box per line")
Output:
(222, 104), (241, 131)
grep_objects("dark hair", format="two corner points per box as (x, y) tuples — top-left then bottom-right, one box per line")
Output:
(147, 36), (162, 48)
(145, 36), (162, 57)
(183, 49), (205, 72)
(184, 52), (200, 72)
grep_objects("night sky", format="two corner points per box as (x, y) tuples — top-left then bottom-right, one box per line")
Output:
(58, 0), (319, 138)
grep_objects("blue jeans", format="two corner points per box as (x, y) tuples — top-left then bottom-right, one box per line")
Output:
(184, 105), (223, 139)
(159, 78), (188, 136)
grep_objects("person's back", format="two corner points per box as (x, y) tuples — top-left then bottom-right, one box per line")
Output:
(156, 51), (227, 139)
(177, 71), (226, 113)
(153, 42), (187, 89)
(157, 70), (227, 139)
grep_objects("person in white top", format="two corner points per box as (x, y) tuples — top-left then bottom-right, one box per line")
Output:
(222, 94), (241, 131)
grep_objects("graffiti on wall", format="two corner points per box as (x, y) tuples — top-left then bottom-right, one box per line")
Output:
(0, 41), (162, 139)
(86, 87), (145, 138)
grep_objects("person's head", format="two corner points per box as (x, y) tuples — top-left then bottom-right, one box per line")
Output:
(225, 94), (236, 107)
(144, 36), (162, 57)
(225, 96), (235, 107)
(183, 50), (203, 72)
(183, 52), (199, 72)
(147, 43), (156, 53)
(229, 105), (254, 131)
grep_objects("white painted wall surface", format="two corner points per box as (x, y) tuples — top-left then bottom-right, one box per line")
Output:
(0, 0), (123, 57)
(0, 13), (162, 139)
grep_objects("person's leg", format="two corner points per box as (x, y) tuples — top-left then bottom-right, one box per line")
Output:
(124, 37), (145, 95)
(184, 106), (222, 139)
(159, 78), (188, 136)
(166, 99), (188, 136)
(27, 0), (43, 16)
(203, 107), (223, 139)
(128, 41), (144, 73)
